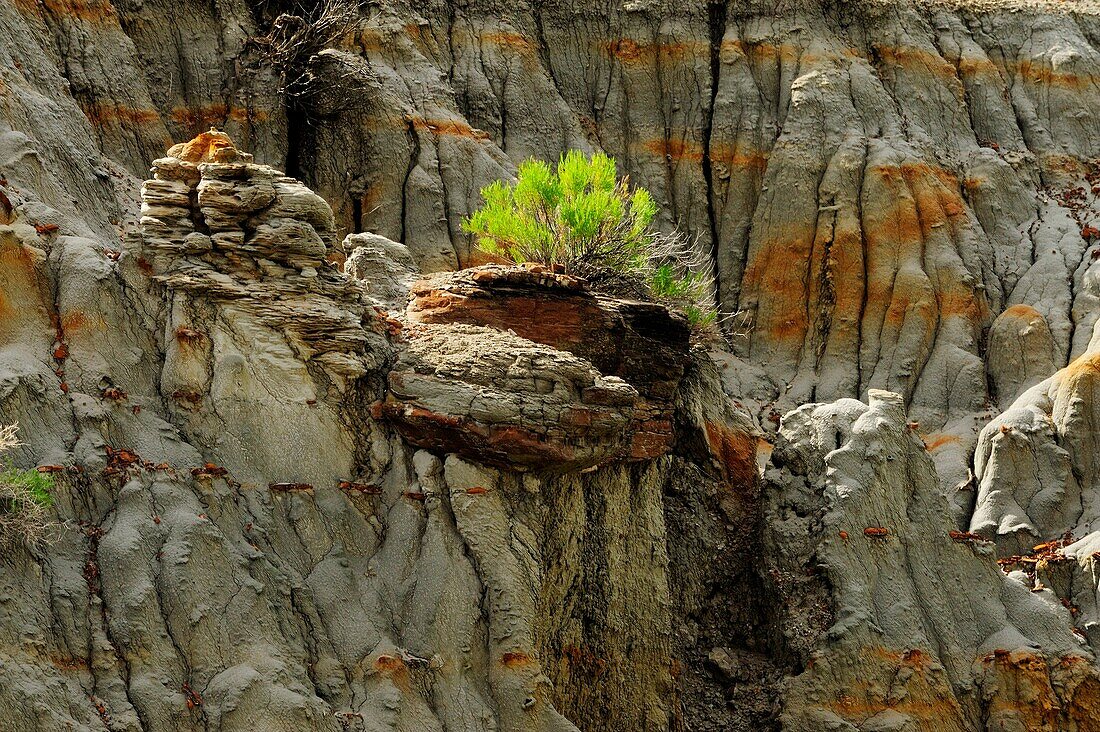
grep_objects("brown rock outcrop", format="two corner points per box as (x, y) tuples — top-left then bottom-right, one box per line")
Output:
(166, 128), (253, 164)
(377, 322), (639, 472)
(405, 264), (691, 460)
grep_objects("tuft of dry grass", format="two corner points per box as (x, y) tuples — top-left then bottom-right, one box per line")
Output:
(0, 424), (16, 451)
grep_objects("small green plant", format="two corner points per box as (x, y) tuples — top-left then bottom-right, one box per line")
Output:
(0, 424), (57, 546)
(650, 264), (717, 328)
(464, 151), (657, 273)
(463, 151), (719, 329)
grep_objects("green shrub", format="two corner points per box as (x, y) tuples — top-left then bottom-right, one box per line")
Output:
(0, 425), (57, 545)
(463, 151), (718, 329)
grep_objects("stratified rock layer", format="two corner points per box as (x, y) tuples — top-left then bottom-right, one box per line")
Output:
(379, 322), (639, 472)
(406, 265), (691, 460)
(5, 0), (1100, 730)
(0, 130), (762, 732)
(141, 131), (388, 386)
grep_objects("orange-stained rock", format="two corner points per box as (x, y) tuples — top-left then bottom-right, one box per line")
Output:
(987, 304), (1059, 407)
(703, 421), (759, 487)
(166, 128), (251, 164)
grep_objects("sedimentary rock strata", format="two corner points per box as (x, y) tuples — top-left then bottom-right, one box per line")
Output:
(0, 129), (765, 731)
(378, 322), (639, 472)
(4, 0), (1100, 730)
(140, 131), (389, 385)
(406, 264), (691, 460)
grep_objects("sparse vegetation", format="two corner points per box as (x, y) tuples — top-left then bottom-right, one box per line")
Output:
(0, 424), (58, 546)
(650, 264), (717, 329)
(462, 151), (720, 330)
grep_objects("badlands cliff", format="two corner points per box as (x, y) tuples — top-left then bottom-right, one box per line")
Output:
(3, 0), (1100, 730)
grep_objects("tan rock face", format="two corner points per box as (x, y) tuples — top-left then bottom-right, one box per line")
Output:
(166, 128), (252, 164)
(988, 304), (1059, 408)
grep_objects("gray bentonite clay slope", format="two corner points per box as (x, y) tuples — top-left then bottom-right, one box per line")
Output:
(3, 0), (1100, 730)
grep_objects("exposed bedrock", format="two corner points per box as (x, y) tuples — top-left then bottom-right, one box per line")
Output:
(394, 264), (692, 466)
(275, 0), (1100, 435)
(405, 265), (691, 404)
(4, 0), (1100, 729)
(6, 0), (1100, 427)
(0, 132), (768, 731)
(379, 321), (642, 473)
(765, 389), (1100, 731)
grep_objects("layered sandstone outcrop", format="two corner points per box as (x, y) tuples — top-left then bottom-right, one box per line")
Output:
(379, 322), (640, 472)
(395, 265), (691, 463)
(140, 129), (389, 385)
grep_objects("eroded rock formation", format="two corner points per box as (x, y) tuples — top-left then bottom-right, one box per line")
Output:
(402, 265), (691, 462)
(971, 331), (1100, 555)
(379, 321), (640, 472)
(767, 390), (1100, 730)
(0, 130), (766, 731)
(141, 131), (389, 385)
(4, 0), (1100, 730)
